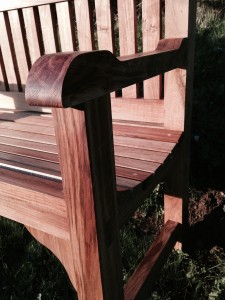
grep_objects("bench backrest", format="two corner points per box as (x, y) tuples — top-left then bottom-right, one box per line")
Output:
(0, 0), (193, 128)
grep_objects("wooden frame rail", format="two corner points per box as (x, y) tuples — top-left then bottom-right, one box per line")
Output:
(26, 38), (187, 108)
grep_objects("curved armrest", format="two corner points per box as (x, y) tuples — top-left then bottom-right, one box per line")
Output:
(25, 38), (187, 108)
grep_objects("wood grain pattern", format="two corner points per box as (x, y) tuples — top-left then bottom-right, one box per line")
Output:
(56, 1), (75, 51)
(113, 124), (182, 143)
(52, 96), (124, 299)
(0, 1), (68, 12)
(164, 0), (197, 249)
(0, 0), (197, 295)
(0, 180), (68, 239)
(118, 0), (137, 97)
(124, 220), (182, 300)
(26, 38), (187, 108)
(164, 0), (188, 130)
(95, 0), (114, 52)
(111, 97), (164, 124)
(74, 0), (94, 51)
(26, 227), (77, 289)
(142, 0), (162, 99)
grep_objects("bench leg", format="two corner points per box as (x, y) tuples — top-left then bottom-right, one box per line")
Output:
(164, 146), (189, 250)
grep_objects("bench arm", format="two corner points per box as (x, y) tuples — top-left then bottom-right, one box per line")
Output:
(25, 38), (187, 108)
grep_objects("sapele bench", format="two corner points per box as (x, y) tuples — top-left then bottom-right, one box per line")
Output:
(0, 1), (196, 299)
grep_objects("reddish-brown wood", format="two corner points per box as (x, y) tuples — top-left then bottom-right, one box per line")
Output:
(0, 1), (197, 298)
(124, 221), (182, 300)
(26, 38), (187, 108)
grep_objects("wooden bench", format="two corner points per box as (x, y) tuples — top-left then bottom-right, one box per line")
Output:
(0, 1), (196, 299)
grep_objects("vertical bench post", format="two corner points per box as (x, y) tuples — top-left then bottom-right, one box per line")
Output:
(52, 95), (124, 299)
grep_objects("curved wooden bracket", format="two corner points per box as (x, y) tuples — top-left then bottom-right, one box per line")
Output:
(25, 38), (187, 108)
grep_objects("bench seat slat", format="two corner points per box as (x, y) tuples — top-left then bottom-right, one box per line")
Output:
(0, 121), (55, 135)
(0, 111), (182, 193)
(114, 135), (176, 153)
(0, 136), (58, 153)
(0, 144), (58, 162)
(0, 111), (54, 126)
(0, 151), (60, 173)
(0, 128), (56, 144)
(115, 156), (160, 174)
(113, 124), (182, 143)
(116, 166), (150, 182)
(114, 145), (167, 164)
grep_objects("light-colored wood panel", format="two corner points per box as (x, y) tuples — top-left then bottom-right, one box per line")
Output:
(111, 97), (164, 124)
(117, 0), (137, 97)
(164, 0), (188, 130)
(22, 7), (42, 64)
(0, 0), (67, 12)
(56, 1), (75, 51)
(0, 12), (18, 91)
(95, 0), (115, 97)
(142, 0), (162, 99)
(95, 0), (114, 51)
(8, 10), (29, 90)
(0, 91), (51, 112)
(0, 180), (69, 240)
(74, 0), (93, 50)
(165, 0), (188, 38)
(38, 5), (57, 54)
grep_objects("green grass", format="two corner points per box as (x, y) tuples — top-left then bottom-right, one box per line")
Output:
(1, 0), (225, 299)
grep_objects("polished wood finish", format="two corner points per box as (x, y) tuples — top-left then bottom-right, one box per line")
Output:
(26, 38), (187, 108)
(0, 1), (196, 298)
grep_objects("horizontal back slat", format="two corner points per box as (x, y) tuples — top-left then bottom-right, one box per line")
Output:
(111, 98), (164, 124)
